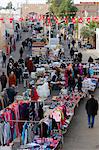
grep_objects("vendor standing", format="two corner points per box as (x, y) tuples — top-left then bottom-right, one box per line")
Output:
(23, 67), (29, 88)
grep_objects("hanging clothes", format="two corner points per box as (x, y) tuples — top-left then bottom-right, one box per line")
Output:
(22, 122), (28, 145)
(11, 103), (20, 136)
(18, 102), (29, 133)
(29, 102), (35, 121)
(3, 122), (11, 145)
(27, 123), (34, 143)
(30, 87), (39, 101)
(39, 122), (48, 138)
(0, 122), (4, 145)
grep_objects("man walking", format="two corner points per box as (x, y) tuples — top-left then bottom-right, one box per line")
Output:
(70, 47), (74, 59)
(0, 72), (7, 91)
(19, 47), (23, 58)
(85, 95), (98, 128)
(2, 53), (6, 68)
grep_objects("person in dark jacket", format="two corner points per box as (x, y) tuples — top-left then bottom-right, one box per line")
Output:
(85, 95), (98, 128)
(38, 105), (44, 120)
(25, 55), (29, 67)
(70, 47), (74, 59)
(6, 85), (17, 104)
(9, 56), (14, 64)
(18, 57), (24, 65)
(78, 52), (82, 63)
(68, 74), (75, 92)
(88, 56), (93, 63)
(22, 41), (25, 49)
(73, 64), (78, 78)
(2, 53), (6, 68)
(72, 39), (76, 47)
(77, 75), (82, 92)
(15, 66), (21, 85)
(0, 72), (7, 91)
(19, 47), (23, 58)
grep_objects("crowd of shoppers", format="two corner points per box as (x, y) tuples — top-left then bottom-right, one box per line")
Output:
(0, 25), (98, 130)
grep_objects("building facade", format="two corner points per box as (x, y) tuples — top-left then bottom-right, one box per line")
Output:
(75, 2), (99, 17)
(21, 4), (49, 19)
(0, 9), (21, 51)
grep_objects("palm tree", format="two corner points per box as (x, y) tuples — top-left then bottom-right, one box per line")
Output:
(80, 20), (99, 48)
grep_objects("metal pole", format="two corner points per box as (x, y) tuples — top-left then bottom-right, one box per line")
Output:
(49, 0), (51, 48)
(97, 2), (99, 16)
(6, 120), (40, 123)
(49, 23), (51, 48)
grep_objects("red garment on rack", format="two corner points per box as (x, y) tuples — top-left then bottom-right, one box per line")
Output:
(11, 103), (20, 136)
(31, 87), (39, 101)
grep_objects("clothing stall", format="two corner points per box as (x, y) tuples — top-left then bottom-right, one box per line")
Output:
(0, 60), (99, 150)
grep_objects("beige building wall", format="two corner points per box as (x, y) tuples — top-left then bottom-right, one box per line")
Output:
(76, 3), (99, 17)
(0, 12), (14, 50)
(0, 21), (6, 50)
(21, 4), (49, 19)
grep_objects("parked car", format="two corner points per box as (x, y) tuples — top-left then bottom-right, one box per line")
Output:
(83, 43), (93, 49)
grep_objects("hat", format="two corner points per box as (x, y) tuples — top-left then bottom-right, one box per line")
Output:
(29, 80), (34, 86)
(12, 84), (15, 88)
(11, 71), (14, 75)
(91, 94), (94, 98)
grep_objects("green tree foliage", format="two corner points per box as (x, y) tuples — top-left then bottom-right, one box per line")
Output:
(81, 26), (95, 39)
(50, 0), (78, 17)
(81, 21), (99, 40)
(50, 0), (61, 15)
(6, 1), (13, 9)
(86, 21), (99, 30)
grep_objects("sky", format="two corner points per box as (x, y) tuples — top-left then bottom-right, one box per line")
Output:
(0, 0), (98, 8)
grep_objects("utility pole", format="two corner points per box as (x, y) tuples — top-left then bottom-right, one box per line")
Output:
(49, 0), (51, 49)
(26, 0), (28, 4)
(97, 2), (99, 16)
(49, 17), (51, 48)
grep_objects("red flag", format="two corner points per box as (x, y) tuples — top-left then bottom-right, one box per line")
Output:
(87, 17), (91, 23)
(79, 17), (83, 23)
(72, 18), (76, 24)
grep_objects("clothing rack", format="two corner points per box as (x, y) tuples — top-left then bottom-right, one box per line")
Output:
(4, 120), (40, 123)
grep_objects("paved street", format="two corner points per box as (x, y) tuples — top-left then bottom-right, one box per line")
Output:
(79, 49), (99, 63)
(62, 41), (99, 150)
(0, 31), (31, 93)
(0, 1), (99, 150)
(0, 31), (99, 150)
(63, 89), (99, 150)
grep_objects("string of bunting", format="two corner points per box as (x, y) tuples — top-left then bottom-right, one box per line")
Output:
(0, 15), (99, 25)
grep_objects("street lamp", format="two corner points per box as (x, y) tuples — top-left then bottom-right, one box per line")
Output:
(48, 0), (51, 49)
